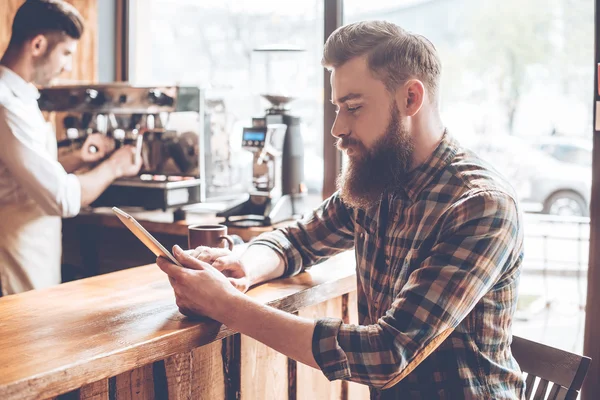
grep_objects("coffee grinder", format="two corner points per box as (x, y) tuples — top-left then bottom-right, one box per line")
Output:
(217, 94), (306, 226)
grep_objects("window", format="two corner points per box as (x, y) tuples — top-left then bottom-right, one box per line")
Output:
(130, 0), (324, 199)
(538, 143), (593, 166)
(345, 0), (593, 353)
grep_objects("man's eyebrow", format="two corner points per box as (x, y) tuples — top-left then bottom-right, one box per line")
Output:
(330, 93), (363, 104)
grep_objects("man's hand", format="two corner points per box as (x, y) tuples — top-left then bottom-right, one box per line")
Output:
(157, 245), (318, 370)
(189, 246), (251, 293)
(108, 145), (142, 178)
(80, 133), (115, 163)
(157, 245), (242, 318)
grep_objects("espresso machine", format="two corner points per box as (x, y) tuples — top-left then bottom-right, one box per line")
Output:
(217, 94), (306, 227)
(38, 83), (206, 211)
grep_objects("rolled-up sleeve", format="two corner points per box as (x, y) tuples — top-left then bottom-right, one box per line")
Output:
(311, 190), (521, 389)
(250, 192), (356, 277)
(0, 105), (81, 217)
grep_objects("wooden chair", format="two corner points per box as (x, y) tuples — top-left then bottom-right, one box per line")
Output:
(511, 335), (591, 400)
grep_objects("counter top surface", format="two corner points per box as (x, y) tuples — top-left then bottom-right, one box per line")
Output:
(0, 251), (356, 399)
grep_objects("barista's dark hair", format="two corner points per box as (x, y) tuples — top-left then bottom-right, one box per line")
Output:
(8, 0), (84, 49)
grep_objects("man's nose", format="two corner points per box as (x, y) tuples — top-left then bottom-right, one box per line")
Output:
(331, 114), (349, 139)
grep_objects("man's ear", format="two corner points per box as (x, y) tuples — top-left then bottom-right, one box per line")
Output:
(396, 79), (425, 117)
(29, 34), (48, 57)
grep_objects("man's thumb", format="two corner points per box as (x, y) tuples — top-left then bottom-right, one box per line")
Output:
(173, 245), (206, 270)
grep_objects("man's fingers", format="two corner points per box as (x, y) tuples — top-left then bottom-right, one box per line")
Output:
(194, 246), (231, 263)
(173, 245), (211, 271)
(212, 255), (238, 272)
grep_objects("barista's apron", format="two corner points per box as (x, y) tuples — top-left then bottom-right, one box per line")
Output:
(0, 121), (62, 295)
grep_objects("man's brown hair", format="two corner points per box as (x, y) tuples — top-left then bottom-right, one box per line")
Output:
(9, 0), (84, 48)
(322, 20), (442, 104)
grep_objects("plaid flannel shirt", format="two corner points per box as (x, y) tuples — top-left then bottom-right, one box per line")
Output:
(252, 132), (525, 399)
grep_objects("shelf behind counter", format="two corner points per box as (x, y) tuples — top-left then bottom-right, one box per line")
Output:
(61, 204), (287, 281)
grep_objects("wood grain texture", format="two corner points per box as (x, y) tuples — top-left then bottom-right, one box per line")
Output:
(0, 0), (97, 82)
(0, 251), (356, 400)
(163, 352), (192, 400)
(191, 341), (225, 400)
(115, 364), (154, 400)
(160, 342), (226, 400)
(297, 298), (343, 400)
(78, 380), (109, 400)
(0, 1), (25, 56)
(240, 336), (288, 400)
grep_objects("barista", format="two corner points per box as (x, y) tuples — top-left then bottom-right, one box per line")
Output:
(0, 0), (142, 296)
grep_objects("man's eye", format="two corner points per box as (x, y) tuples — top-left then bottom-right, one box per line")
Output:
(347, 106), (362, 113)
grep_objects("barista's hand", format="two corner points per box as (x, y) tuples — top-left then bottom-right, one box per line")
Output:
(188, 246), (251, 293)
(80, 133), (115, 163)
(157, 245), (242, 319)
(108, 145), (143, 178)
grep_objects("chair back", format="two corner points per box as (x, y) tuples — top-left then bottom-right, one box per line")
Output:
(511, 335), (591, 400)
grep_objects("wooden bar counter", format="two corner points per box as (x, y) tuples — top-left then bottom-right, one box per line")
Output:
(0, 250), (371, 400)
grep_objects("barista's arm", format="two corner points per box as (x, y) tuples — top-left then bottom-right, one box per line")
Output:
(0, 106), (141, 216)
(0, 106), (82, 217)
(59, 134), (116, 173)
(58, 151), (84, 173)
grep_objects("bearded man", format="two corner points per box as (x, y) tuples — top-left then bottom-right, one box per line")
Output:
(156, 20), (525, 399)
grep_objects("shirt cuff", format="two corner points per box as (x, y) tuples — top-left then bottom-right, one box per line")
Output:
(312, 317), (351, 381)
(61, 173), (81, 218)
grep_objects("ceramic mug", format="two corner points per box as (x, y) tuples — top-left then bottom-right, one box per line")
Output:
(187, 224), (234, 250)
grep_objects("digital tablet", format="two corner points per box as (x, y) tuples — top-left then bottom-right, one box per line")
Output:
(112, 206), (183, 267)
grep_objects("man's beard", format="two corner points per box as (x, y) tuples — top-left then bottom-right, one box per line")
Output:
(336, 102), (414, 209)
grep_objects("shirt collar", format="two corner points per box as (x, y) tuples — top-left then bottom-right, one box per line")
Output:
(0, 65), (40, 101)
(399, 129), (459, 201)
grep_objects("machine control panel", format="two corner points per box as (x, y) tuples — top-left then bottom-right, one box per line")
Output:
(242, 127), (267, 149)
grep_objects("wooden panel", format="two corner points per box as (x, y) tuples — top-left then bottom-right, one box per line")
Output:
(78, 379), (108, 400)
(161, 341), (226, 400)
(191, 341), (226, 400)
(584, 112), (600, 398)
(346, 290), (372, 400)
(240, 336), (288, 400)
(115, 364), (154, 400)
(0, 1), (24, 55)
(297, 298), (343, 400)
(64, 0), (97, 83)
(0, 0), (97, 82)
(163, 352), (192, 400)
(0, 251), (356, 400)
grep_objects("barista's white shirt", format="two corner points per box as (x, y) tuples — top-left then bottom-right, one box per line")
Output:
(0, 65), (81, 295)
